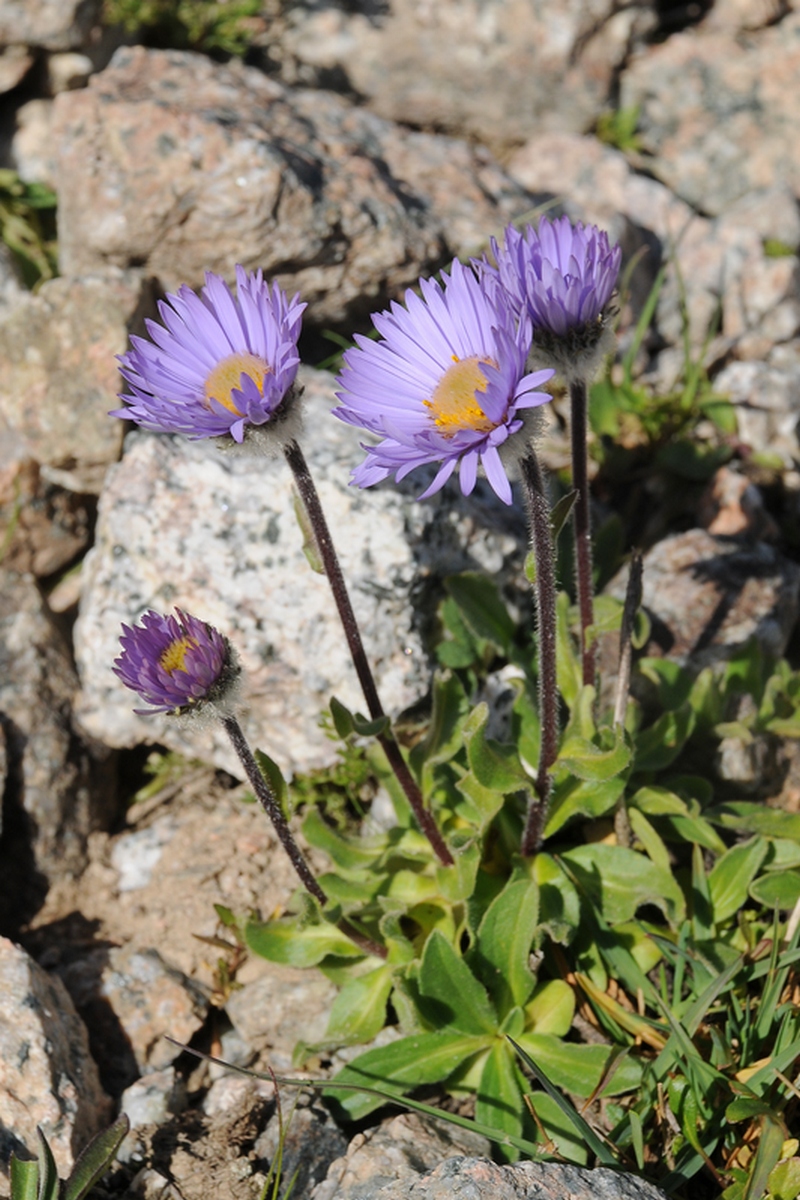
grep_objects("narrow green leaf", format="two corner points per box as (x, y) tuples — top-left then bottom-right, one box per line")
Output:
(419, 930), (498, 1034)
(254, 749), (289, 814)
(550, 489), (578, 541)
(63, 1116), (130, 1200)
(244, 914), (364, 966)
(411, 671), (469, 771)
(558, 727), (631, 783)
(302, 807), (385, 874)
(543, 776), (624, 837)
(555, 591), (582, 711)
(35, 1129), (59, 1200)
(446, 573), (515, 653)
(743, 1113), (787, 1200)
(629, 808), (671, 873)
(508, 1037), (619, 1166)
(10, 1157), (38, 1200)
(329, 696), (355, 739)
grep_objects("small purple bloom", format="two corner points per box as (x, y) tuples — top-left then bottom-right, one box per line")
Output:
(482, 216), (622, 341)
(333, 259), (554, 505)
(112, 267), (306, 443)
(114, 608), (237, 715)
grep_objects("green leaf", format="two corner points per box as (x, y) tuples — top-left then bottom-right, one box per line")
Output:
(475, 1042), (525, 1159)
(637, 657), (694, 711)
(63, 1116), (130, 1200)
(562, 843), (685, 926)
(629, 808), (671, 873)
(473, 880), (539, 1013)
(707, 802), (800, 842)
(323, 965), (394, 1046)
(454, 770), (506, 829)
(35, 1129), (59, 1200)
(533, 853), (581, 944)
(523, 980), (574, 1036)
(557, 727), (632, 783)
(550, 489), (578, 540)
(633, 705), (695, 772)
(768, 1157), (800, 1200)
(10, 1157), (38, 1200)
(302, 807), (385, 874)
(543, 776), (625, 838)
(244, 913), (364, 966)
(463, 705), (528, 791)
(446, 573), (515, 653)
(325, 1030), (493, 1120)
(514, 1033), (641, 1099)
(708, 838), (769, 924)
(556, 592), (583, 711)
(749, 870), (800, 911)
(743, 1113), (787, 1200)
(254, 748), (289, 814)
(293, 490), (324, 573)
(411, 671), (469, 771)
(329, 695), (355, 739)
(419, 930), (498, 1034)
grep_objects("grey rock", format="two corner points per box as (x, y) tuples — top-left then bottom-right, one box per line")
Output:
(11, 99), (56, 188)
(118, 1068), (188, 1164)
(364, 1156), (669, 1200)
(620, 11), (800, 216)
(0, 271), (155, 493)
(111, 816), (180, 893)
(57, 945), (210, 1092)
(255, 1099), (348, 1199)
(74, 366), (526, 777)
(0, 44), (32, 93)
(226, 963), (338, 1070)
(0, 0), (101, 51)
(714, 350), (800, 466)
(52, 46), (539, 323)
(277, 0), (655, 144)
(0, 570), (114, 914)
(608, 530), (800, 670)
(311, 1113), (491, 1200)
(0, 936), (111, 1178)
(45, 50), (94, 94)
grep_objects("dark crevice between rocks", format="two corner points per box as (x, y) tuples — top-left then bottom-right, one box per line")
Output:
(0, 712), (49, 938)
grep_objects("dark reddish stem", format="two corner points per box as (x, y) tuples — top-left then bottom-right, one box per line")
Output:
(221, 714), (386, 959)
(283, 438), (453, 867)
(519, 448), (559, 856)
(570, 377), (595, 688)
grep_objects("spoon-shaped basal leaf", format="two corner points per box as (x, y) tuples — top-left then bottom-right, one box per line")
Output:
(418, 929), (498, 1034)
(471, 878), (538, 1015)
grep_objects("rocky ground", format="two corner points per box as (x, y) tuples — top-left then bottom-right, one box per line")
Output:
(1, 0), (800, 1197)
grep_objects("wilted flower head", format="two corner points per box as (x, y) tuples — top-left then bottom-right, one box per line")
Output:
(112, 267), (306, 444)
(333, 259), (554, 505)
(482, 216), (621, 377)
(113, 608), (239, 716)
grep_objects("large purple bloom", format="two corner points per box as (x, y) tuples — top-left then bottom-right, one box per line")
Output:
(112, 267), (306, 443)
(482, 216), (621, 343)
(333, 259), (554, 505)
(114, 608), (238, 715)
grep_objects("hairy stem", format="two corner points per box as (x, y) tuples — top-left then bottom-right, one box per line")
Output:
(283, 438), (453, 867)
(519, 447), (559, 856)
(570, 377), (595, 688)
(221, 713), (386, 959)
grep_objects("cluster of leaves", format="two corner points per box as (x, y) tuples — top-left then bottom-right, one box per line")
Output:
(239, 568), (800, 1198)
(10, 1118), (129, 1200)
(595, 105), (643, 155)
(0, 170), (57, 289)
(102, 0), (262, 56)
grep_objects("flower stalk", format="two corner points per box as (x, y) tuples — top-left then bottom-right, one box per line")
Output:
(221, 713), (386, 959)
(570, 377), (595, 688)
(283, 437), (454, 867)
(519, 446), (559, 856)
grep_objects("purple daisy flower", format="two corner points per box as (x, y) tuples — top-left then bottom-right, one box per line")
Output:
(113, 608), (238, 715)
(111, 267), (306, 443)
(333, 259), (554, 505)
(481, 217), (621, 376)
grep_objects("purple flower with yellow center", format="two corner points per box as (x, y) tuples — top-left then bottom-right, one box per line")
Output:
(113, 608), (238, 716)
(333, 259), (554, 505)
(111, 267), (306, 443)
(481, 216), (621, 376)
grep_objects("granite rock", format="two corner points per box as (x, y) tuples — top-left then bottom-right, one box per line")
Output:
(52, 46), (539, 323)
(620, 11), (800, 216)
(74, 366), (526, 777)
(608, 529), (800, 669)
(276, 0), (655, 144)
(0, 570), (115, 921)
(0, 0), (101, 51)
(714, 347), (800, 466)
(0, 936), (110, 1178)
(0, 271), (154, 493)
(0, 44), (32, 93)
(225, 964), (338, 1071)
(362, 1156), (669, 1200)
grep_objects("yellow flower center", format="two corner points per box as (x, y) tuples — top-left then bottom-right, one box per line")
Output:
(423, 355), (498, 436)
(204, 352), (270, 416)
(159, 636), (198, 675)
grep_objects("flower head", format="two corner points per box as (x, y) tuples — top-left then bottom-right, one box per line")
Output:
(333, 259), (554, 505)
(112, 267), (306, 443)
(113, 608), (239, 716)
(481, 217), (621, 377)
